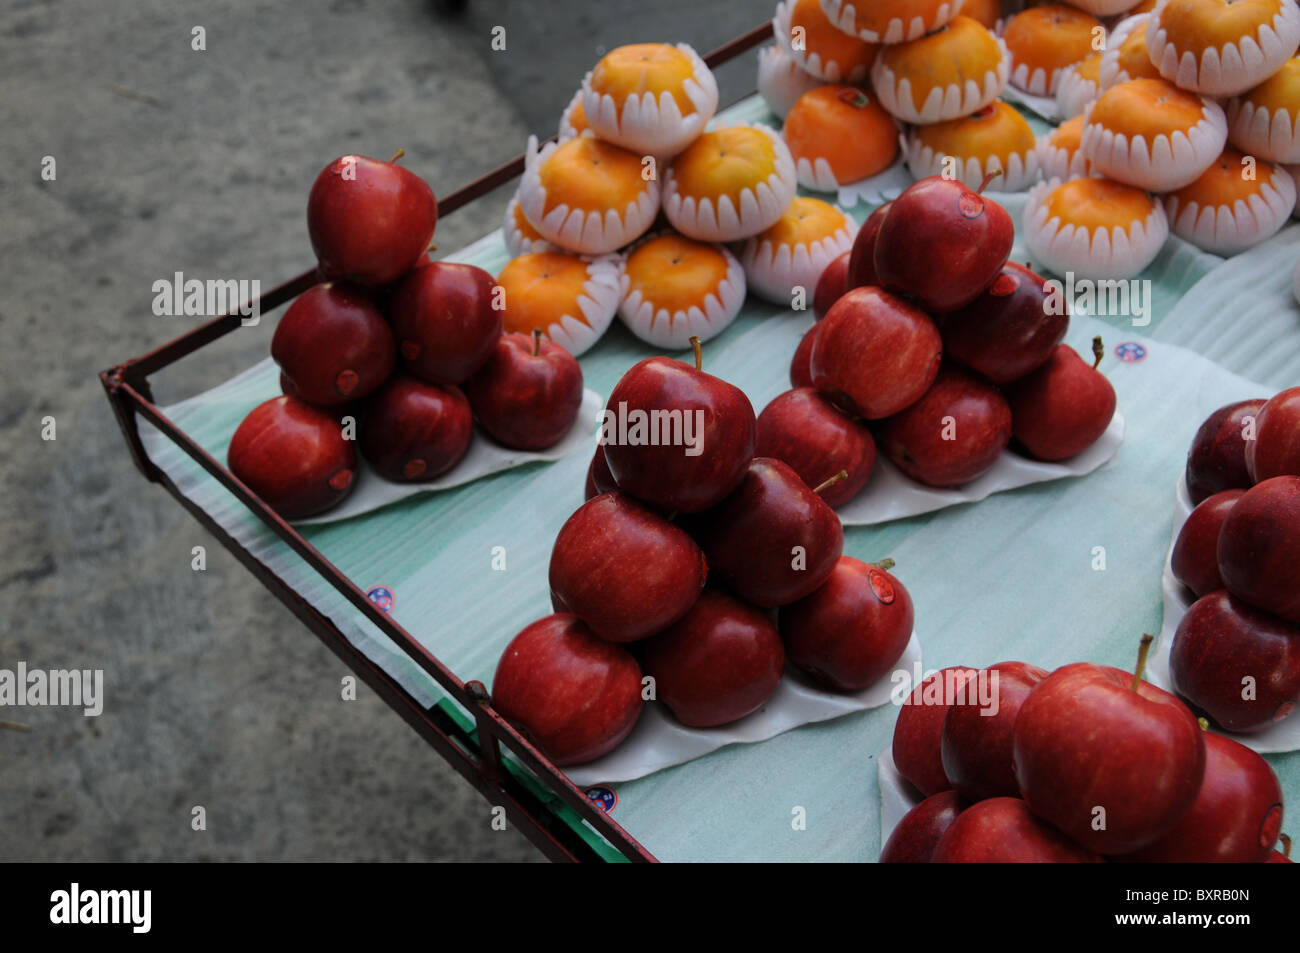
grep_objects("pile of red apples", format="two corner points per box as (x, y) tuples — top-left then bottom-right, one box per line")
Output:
(766, 174), (1116, 506)
(227, 152), (584, 519)
(1170, 386), (1300, 732)
(491, 340), (914, 767)
(884, 639), (1289, 863)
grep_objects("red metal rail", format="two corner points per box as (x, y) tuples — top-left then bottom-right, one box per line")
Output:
(101, 19), (775, 863)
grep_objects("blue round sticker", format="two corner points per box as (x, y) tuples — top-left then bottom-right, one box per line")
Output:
(1114, 341), (1147, 363)
(585, 785), (618, 813)
(366, 585), (395, 613)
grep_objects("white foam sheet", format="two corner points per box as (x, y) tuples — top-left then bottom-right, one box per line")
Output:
(566, 632), (922, 786)
(838, 410), (1125, 526)
(143, 355), (606, 526)
(1001, 84), (1061, 123)
(877, 747), (920, 850)
(1146, 475), (1300, 753)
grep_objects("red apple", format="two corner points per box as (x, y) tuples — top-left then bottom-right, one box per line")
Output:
(358, 376), (473, 482)
(1118, 732), (1283, 863)
(464, 330), (584, 451)
(548, 492), (707, 643)
(940, 661), (1049, 801)
(227, 395), (357, 519)
(892, 666), (979, 797)
(602, 342), (756, 513)
(878, 365), (1012, 487)
(1012, 651), (1206, 855)
(642, 589), (785, 728)
(1005, 339), (1116, 462)
(847, 200), (892, 292)
(1247, 386), (1300, 481)
(879, 790), (966, 863)
(810, 287), (942, 419)
(1170, 589), (1300, 731)
(491, 614), (643, 766)
(584, 444), (618, 500)
(940, 262), (1068, 384)
(790, 324), (817, 388)
(389, 261), (502, 385)
(779, 557), (914, 691)
(1186, 398), (1266, 503)
(873, 175), (1014, 313)
(1217, 476), (1300, 623)
(307, 153), (438, 286)
(693, 458), (843, 607)
(932, 797), (1103, 863)
(755, 388), (876, 508)
(1170, 489), (1243, 598)
(271, 283), (395, 407)
(813, 250), (852, 320)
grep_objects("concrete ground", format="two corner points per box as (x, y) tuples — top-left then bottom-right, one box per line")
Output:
(0, 0), (769, 861)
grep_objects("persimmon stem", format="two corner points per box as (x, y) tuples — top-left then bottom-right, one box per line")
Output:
(389, 148), (406, 164)
(1092, 335), (1105, 370)
(690, 335), (702, 370)
(1131, 634), (1154, 691)
(812, 470), (848, 495)
(531, 328), (542, 357)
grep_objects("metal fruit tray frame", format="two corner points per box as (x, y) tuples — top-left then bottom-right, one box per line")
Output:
(101, 21), (776, 864)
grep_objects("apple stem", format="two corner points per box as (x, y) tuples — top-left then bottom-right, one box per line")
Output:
(1282, 833), (1292, 858)
(976, 169), (1003, 195)
(665, 510), (678, 522)
(0, 719), (31, 732)
(812, 470), (848, 496)
(689, 335), (702, 371)
(1092, 335), (1105, 371)
(426, 241), (438, 253)
(869, 558), (896, 571)
(389, 148), (406, 164)
(1197, 716), (1209, 732)
(1130, 633), (1154, 691)
(531, 328), (542, 357)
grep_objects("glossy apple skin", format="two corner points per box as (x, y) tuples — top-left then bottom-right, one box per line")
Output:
(464, 332), (583, 451)
(1170, 589), (1300, 731)
(491, 614), (643, 766)
(873, 176), (1014, 313)
(940, 262), (1067, 384)
(790, 325), (817, 389)
(1186, 399), (1266, 503)
(779, 557), (913, 691)
(603, 356), (756, 513)
(846, 201), (891, 290)
(810, 287), (943, 420)
(1217, 476), (1300, 623)
(390, 261), (502, 385)
(1012, 663), (1206, 855)
(932, 797), (1103, 863)
(548, 492), (707, 643)
(307, 154), (438, 286)
(642, 589), (785, 727)
(813, 251), (852, 321)
(271, 283), (395, 407)
(584, 444), (618, 500)
(1006, 344), (1116, 462)
(694, 458), (843, 607)
(1171, 489), (1243, 598)
(879, 790), (966, 863)
(940, 661), (1048, 802)
(227, 396), (357, 519)
(1247, 387), (1300, 482)
(756, 388), (876, 508)
(892, 667), (979, 797)
(879, 365), (1012, 487)
(1117, 732), (1283, 863)
(358, 376), (473, 482)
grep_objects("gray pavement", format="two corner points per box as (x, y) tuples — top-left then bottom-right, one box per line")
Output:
(0, 0), (770, 861)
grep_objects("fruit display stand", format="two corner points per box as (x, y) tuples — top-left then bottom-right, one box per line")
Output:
(102, 21), (1300, 862)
